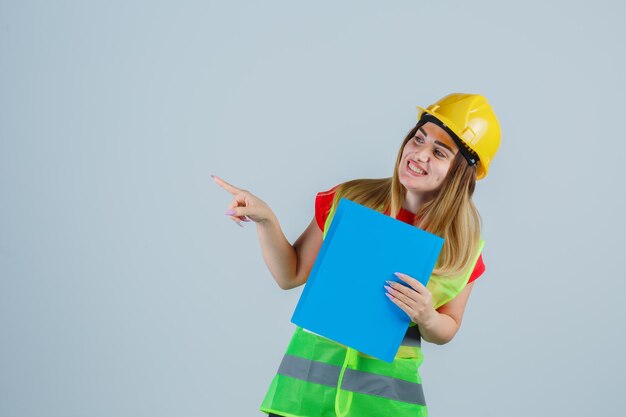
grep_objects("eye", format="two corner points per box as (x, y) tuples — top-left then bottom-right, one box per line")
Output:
(413, 136), (425, 144)
(434, 149), (447, 158)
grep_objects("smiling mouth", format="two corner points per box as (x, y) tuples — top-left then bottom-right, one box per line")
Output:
(407, 160), (427, 175)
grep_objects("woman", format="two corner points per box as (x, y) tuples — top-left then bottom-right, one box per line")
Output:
(213, 92), (501, 417)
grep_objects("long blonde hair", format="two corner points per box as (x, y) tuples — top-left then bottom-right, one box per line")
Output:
(330, 124), (481, 277)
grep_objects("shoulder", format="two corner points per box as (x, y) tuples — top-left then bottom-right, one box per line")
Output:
(316, 184), (341, 199)
(467, 253), (486, 283)
(314, 184), (342, 231)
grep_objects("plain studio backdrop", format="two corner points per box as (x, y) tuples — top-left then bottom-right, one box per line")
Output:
(1, 0), (625, 416)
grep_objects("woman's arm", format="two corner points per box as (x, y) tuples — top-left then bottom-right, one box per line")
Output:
(386, 274), (475, 345)
(257, 215), (323, 290)
(213, 175), (323, 290)
(417, 282), (474, 345)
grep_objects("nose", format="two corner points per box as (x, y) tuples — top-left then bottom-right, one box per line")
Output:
(414, 149), (429, 162)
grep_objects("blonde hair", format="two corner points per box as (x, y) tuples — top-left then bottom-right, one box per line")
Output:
(330, 124), (481, 277)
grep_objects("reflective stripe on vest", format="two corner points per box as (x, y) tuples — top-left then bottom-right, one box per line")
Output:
(278, 354), (426, 406)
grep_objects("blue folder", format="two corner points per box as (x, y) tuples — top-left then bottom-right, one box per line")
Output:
(291, 198), (444, 363)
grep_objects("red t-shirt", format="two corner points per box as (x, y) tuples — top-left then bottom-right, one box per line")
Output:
(314, 185), (485, 284)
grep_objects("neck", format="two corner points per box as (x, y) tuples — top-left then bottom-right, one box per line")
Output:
(403, 190), (434, 214)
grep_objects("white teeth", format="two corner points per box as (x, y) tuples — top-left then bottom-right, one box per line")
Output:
(408, 162), (426, 175)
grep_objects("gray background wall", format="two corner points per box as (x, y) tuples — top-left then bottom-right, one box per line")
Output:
(1, 0), (625, 416)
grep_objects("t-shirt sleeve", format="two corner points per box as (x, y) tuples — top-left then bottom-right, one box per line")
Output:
(314, 185), (340, 231)
(467, 253), (485, 283)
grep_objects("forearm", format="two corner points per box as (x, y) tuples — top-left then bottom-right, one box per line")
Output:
(256, 216), (298, 290)
(417, 312), (460, 345)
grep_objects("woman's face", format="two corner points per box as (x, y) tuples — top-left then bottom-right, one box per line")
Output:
(398, 121), (459, 197)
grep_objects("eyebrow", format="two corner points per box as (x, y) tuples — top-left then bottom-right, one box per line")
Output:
(417, 127), (456, 154)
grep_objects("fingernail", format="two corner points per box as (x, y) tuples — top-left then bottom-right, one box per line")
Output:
(384, 285), (392, 292)
(394, 272), (403, 277)
(224, 209), (235, 215)
(385, 293), (393, 299)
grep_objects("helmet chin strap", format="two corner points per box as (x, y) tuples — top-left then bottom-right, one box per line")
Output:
(416, 113), (479, 167)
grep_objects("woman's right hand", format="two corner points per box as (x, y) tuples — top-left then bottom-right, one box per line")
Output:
(212, 175), (276, 226)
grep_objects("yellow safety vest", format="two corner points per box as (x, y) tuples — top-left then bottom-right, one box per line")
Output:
(261, 198), (483, 417)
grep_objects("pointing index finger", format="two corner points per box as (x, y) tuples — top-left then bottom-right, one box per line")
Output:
(211, 175), (242, 195)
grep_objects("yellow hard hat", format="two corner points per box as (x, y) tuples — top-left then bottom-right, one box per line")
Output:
(417, 93), (501, 180)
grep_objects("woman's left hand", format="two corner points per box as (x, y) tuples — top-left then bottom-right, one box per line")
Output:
(385, 272), (437, 327)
